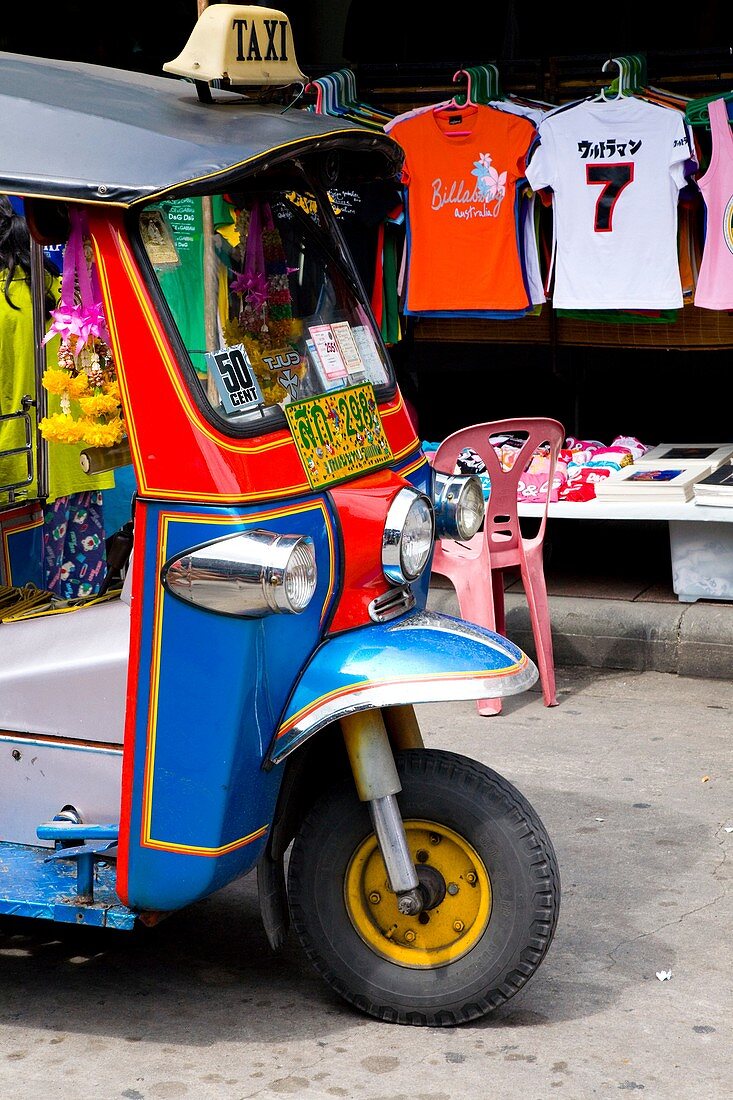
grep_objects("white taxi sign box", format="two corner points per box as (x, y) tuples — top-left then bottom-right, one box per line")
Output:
(163, 4), (306, 88)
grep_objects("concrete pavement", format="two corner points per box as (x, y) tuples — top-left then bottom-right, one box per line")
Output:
(0, 665), (731, 1099)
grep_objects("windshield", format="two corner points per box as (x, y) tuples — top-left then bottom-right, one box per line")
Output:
(137, 188), (393, 434)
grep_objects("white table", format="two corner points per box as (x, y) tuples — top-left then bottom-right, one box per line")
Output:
(516, 497), (733, 602)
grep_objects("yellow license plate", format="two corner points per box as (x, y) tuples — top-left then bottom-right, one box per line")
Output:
(285, 383), (393, 489)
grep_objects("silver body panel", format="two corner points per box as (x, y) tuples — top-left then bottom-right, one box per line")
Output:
(0, 598), (130, 742)
(0, 736), (123, 847)
(0, 568), (131, 845)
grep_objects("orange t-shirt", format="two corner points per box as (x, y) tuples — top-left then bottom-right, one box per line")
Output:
(390, 104), (537, 313)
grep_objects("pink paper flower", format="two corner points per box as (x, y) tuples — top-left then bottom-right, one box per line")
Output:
(230, 270), (268, 312)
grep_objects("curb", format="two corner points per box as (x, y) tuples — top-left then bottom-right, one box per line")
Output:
(427, 584), (733, 680)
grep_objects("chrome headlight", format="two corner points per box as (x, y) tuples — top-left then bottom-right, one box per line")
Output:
(382, 487), (435, 584)
(162, 530), (317, 617)
(433, 471), (485, 541)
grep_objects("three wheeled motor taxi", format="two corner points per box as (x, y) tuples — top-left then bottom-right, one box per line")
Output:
(0, 5), (559, 1026)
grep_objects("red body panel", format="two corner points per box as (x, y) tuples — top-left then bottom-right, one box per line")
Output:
(88, 210), (420, 506)
(328, 469), (410, 633)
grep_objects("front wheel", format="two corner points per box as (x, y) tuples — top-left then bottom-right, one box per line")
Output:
(287, 747), (560, 1026)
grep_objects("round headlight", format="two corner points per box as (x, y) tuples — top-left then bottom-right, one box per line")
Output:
(434, 472), (485, 541)
(382, 488), (435, 584)
(455, 475), (484, 539)
(278, 537), (318, 613)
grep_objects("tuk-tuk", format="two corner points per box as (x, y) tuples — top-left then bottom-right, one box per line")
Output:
(0, 5), (559, 1026)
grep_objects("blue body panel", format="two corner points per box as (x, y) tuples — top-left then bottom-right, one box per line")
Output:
(0, 844), (136, 930)
(1, 503), (44, 588)
(121, 495), (338, 912)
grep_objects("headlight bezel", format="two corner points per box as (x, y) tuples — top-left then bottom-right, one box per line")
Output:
(382, 487), (435, 585)
(161, 529), (317, 617)
(433, 471), (485, 541)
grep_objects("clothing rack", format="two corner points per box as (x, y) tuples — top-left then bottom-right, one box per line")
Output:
(353, 48), (733, 114)
(354, 48), (733, 352)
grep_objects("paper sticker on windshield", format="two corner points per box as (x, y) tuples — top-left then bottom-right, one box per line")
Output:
(308, 324), (347, 380)
(140, 209), (179, 266)
(285, 383), (393, 489)
(206, 344), (264, 414)
(352, 325), (389, 385)
(332, 321), (364, 375)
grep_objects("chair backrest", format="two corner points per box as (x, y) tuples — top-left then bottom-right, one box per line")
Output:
(432, 417), (566, 561)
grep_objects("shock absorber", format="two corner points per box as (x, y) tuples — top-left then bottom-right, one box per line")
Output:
(340, 709), (424, 915)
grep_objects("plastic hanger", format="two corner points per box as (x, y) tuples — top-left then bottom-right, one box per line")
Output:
(451, 68), (477, 108)
(433, 70), (480, 134)
(304, 76), (339, 115)
(594, 57), (625, 101)
(305, 69), (391, 127)
(335, 66), (392, 124)
(304, 78), (324, 114)
(595, 54), (646, 102)
(322, 73), (343, 114)
(685, 88), (733, 127)
(452, 64), (501, 107)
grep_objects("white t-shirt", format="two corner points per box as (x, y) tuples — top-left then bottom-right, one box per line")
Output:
(525, 96), (694, 309)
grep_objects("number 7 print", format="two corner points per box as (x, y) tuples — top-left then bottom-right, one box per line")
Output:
(586, 162), (634, 232)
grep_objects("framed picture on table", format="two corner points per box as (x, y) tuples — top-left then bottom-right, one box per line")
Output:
(635, 443), (733, 471)
(594, 462), (710, 502)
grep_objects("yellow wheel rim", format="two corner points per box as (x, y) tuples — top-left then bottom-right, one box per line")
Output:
(344, 819), (491, 969)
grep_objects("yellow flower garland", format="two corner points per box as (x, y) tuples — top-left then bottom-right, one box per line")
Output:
(39, 220), (126, 451)
(39, 335), (126, 449)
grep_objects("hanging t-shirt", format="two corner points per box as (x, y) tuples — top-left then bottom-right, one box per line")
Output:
(525, 96), (694, 309)
(149, 197), (207, 375)
(328, 181), (404, 299)
(389, 103), (538, 314)
(693, 96), (733, 311)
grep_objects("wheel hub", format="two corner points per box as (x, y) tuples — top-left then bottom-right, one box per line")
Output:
(344, 819), (491, 968)
(415, 863), (446, 910)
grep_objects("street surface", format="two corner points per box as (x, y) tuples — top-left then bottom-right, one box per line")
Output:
(0, 666), (731, 1100)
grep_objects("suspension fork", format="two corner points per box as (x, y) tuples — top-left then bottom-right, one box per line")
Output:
(340, 706), (425, 916)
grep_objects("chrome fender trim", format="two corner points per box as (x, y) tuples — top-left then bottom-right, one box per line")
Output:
(267, 611), (538, 766)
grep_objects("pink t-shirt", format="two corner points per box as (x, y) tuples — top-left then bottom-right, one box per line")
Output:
(694, 96), (733, 311)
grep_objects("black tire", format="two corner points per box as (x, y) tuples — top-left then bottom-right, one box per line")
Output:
(287, 747), (560, 1026)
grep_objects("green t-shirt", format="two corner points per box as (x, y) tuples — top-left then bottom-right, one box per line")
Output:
(149, 197), (208, 375)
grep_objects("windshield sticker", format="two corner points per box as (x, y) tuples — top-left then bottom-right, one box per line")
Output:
(308, 324), (348, 380)
(140, 209), (179, 266)
(260, 346), (304, 401)
(332, 321), (364, 375)
(206, 343), (264, 415)
(351, 325), (388, 384)
(285, 383), (393, 489)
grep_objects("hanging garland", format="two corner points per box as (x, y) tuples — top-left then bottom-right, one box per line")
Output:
(222, 199), (306, 406)
(38, 209), (126, 449)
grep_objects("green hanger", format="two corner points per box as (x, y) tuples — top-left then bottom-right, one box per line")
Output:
(452, 63), (500, 107)
(685, 88), (733, 127)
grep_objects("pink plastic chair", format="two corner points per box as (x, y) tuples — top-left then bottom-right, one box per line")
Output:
(431, 417), (565, 716)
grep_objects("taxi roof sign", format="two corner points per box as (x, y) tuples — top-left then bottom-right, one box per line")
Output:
(163, 4), (306, 88)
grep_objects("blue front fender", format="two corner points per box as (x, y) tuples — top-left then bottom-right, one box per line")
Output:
(267, 611), (538, 765)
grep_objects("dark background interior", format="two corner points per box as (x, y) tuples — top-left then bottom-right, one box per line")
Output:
(3, 2), (724, 70)
(2, 1), (730, 453)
